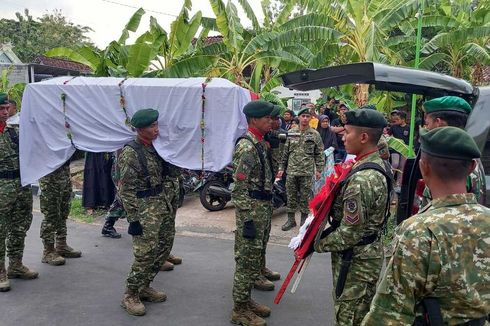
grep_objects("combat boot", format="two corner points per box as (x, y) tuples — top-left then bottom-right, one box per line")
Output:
(231, 302), (266, 326)
(0, 264), (10, 292)
(121, 289), (145, 316)
(56, 239), (82, 258)
(167, 254), (182, 265)
(262, 267), (281, 282)
(42, 245), (66, 266)
(140, 286), (167, 302)
(300, 213), (308, 226)
(253, 275), (274, 291)
(8, 258), (39, 279)
(248, 299), (271, 318)
(281, 213), (297, 231)
(160, 260), (174, 271)
(101, 217), (121, 239)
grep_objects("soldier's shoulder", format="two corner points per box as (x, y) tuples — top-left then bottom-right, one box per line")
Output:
(120, 144), (138, 160)
(308, 128), (320, 136)
(235, 137), (256, 151)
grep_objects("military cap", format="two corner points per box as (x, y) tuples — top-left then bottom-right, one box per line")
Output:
(341, 109), (387, 128)
(360, 104), (377, 110)
(420, 127), (480, 160)
(131, 109), (159, 128)
(338, 102), (350, 111)
(243, 100), (275, 118)
(297, 107), (311, 116)
(423, 96), (471, 115)
(271, 105), (282, 117)
(0, 92), (8, 105)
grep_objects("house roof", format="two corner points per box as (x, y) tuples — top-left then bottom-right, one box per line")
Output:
(32, 56), (92, 74)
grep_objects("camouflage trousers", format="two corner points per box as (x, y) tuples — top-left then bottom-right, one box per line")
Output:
(286, 175), (313, 215)
(331, 245), (383, 326)
(232, 200), (272, 304)
(0, 180), (33, 263)
(126, 195), (172, 292)
(39, 165), (72, 246)
(106, 193), (126, 221)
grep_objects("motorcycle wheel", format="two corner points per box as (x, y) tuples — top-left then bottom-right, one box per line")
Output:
(200, 180), (229, 211)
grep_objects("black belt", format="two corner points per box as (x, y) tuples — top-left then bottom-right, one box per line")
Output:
(249, 190), (273, 201)
(0, 170), (20, 179)
(136, 185), (163, 198)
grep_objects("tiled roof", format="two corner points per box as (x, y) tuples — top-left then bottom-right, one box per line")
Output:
(32, 56), (92, 73)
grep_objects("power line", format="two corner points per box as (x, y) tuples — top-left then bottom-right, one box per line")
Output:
(101, 0), (178, 17)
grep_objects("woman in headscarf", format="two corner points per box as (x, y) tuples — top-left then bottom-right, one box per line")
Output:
(317, 115), (338, 150)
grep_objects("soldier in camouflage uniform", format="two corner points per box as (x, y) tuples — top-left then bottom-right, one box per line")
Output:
(231, 101), (278, 326)
(417, 96), (486, 209)
(310, 109), (391, 326)
(362, 127), (490, 325)
(0, 93), (38, 292)
(101, 149), (125, 239)
(119, 109), (171, 316)
(278, 107), (324, 231)
(40, 159), (82, 266)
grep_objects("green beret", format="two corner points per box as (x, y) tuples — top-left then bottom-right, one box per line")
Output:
(297, 107), (311, 116)
(131, 109), (159, 128)
(341, 109), (387, 128)
(0, 92), (8, 105)
(360, 104), (377, 110)
(243, 100), (275, 118)
(423, 96), (471, 115)
(271, 105), (282, 117)
(420, 127), (480, 160)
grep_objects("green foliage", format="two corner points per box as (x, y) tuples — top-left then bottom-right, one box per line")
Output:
(69, 198), (94, 224)
(0, 66), (25, 109)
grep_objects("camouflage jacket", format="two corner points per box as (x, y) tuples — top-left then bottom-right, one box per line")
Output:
(231, 130), (273, 211)
(362, 194), (490, 325)
(315, 152), (389, 254)
(279, 126), (325, 176)
(0, 126), (19, 173)
(118, 140), (167, 222)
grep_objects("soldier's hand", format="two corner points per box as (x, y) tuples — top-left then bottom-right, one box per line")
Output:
(315, 171), (321, 180)
(128, 221), (143, 236)
(276, 171), (284, 179)
(243, 220), (256, 239)
(305, 241), (315, 257)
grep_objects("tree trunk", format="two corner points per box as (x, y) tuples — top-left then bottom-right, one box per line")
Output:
(354, 84), (369, 107)
(471, 63), (484, 86)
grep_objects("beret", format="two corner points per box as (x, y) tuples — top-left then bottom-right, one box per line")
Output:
(420, 127), (480, 160)
(360, 104), (377, 110)
(284, 109), (295, 117)
(270, 105), (282, 117)
(243, 100), (275, 118)
(297, 107), (311, 116)
(131, 109), (159, 128)
(423, 96), (471, 115)
(341, 109), (387, 128)
(0, 93), (8, 105)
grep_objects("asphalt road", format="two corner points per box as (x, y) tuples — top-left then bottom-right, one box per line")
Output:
(0, 212), (335, 326)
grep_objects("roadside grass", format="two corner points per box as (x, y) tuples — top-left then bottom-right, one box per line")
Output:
(69, 198), (106, 223)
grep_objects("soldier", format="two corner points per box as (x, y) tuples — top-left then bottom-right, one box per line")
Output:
(266, 106), (287, 176)
(278, 107), (324, 231)
(0, 93), (38, 292)
(362, 127), (490, 325)
(231, 101), (277, 326)
(119, 109), (170, 316)
(418, 96), (486, 208)
(309, 109), (392, 326)
(101, 149), (125, 239)
(40, 159), (82, 266)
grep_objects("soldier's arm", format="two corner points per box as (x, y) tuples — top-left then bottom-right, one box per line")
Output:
(118, 148), (140, 222)
(279, 137), (290, 172)
(361, 225), (438, 325)
(314, 132), (325, 172)
(232, 144), (255, 211)
(315, 172), (386, 252)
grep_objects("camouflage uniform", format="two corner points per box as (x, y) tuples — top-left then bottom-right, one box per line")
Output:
(362, 194), (490, 325)
(118, 140), (172, 292)
(377, 135), (390, 160)
(0, 126), (32, 264)
(39, 163), (71, 246)
(231, 130), (273, 305)
(314, 152), (389, 326)
(106, 150), (126, 220)
(280, 126), (324, 215)
(267, 128), (286, 176)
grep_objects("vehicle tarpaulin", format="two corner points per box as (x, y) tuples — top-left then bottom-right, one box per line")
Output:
(19, 76), (250, 185)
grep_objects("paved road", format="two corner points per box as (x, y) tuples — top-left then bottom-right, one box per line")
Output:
(0, 212), (335, 326)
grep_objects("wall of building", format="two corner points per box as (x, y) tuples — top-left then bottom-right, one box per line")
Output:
(0, 64), (29, 85)
(270, 85), (322, 113)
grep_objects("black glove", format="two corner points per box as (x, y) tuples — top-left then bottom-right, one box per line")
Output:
(243, 220), (256, 239)
(320, 227), (335, 239)
(128, 221), (143, 236)
(305, 241), (315, 257)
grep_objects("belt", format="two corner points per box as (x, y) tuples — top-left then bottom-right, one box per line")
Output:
(136, 185), (163, 198)
(249, 190), (273, 201)
(0, 169), (20, 179)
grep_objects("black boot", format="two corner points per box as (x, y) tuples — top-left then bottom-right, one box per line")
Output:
(101, 217), (121, 239)
(281, 213), (297, 231)
(300, 213), (308, 226)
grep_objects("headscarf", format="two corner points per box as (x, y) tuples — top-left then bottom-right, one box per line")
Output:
(317, 115), (338, 149)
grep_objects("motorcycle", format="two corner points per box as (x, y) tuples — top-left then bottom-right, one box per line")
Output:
(178, 169), (204, 208)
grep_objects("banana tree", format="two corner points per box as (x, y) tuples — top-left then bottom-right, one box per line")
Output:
(1, 65), (25, 109)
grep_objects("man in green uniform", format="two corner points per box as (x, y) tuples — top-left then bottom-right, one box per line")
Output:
(311, 109), (391, 326)
(278, 107), (324, 231)
(119, 109), (170, 316)
(418, 96), (486, 208)
(231, 101), (277, 326)
(362, 127), (490, 325)
(0, 93), (38, 292)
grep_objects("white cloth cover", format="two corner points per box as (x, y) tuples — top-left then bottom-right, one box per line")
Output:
(20, 77), (250, 185)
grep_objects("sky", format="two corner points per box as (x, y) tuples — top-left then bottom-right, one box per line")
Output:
(1, 0), (264, 48)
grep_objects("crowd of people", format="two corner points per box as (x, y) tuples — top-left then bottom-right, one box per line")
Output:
(0, 90), (489, 325)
